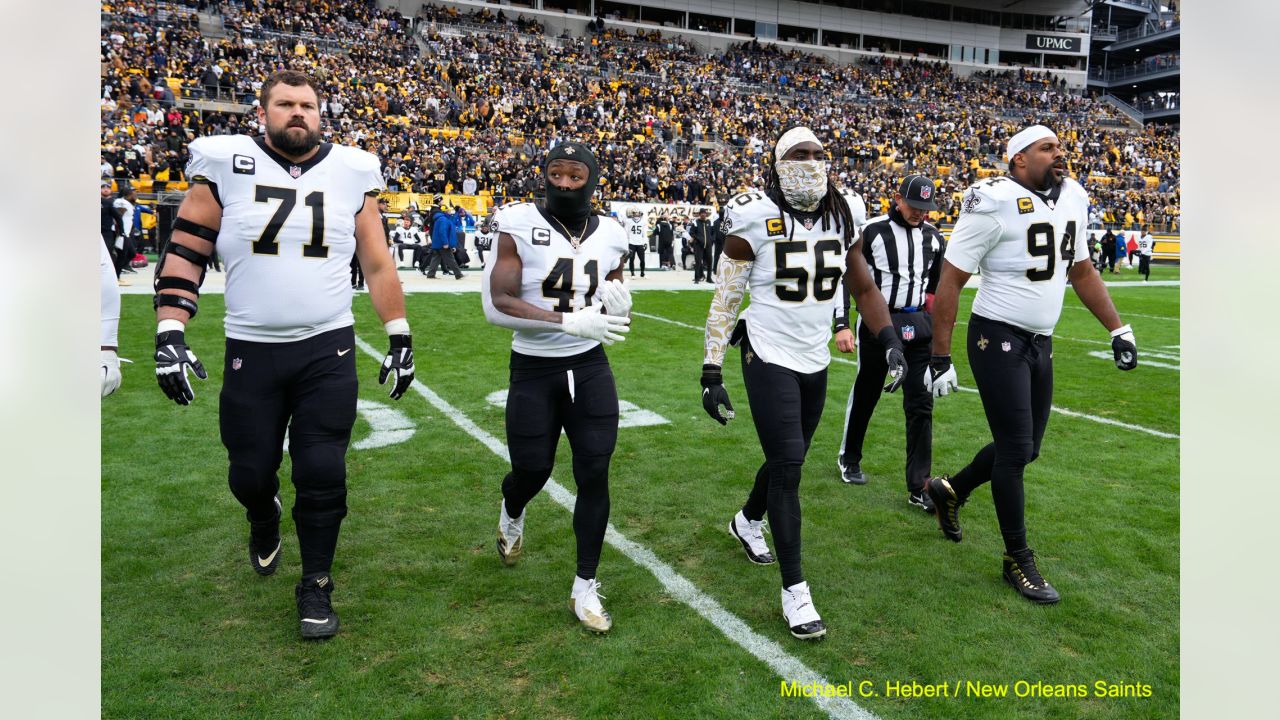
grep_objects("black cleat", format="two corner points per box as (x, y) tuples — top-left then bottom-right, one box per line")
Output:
(296, 575), (340, 639)
(1002, 549), (1061, 604)
(927, 476), (964, 542)
(908, 488), (936, 514)
(248, 496), (282, 576)
(837, 455), (866, 485)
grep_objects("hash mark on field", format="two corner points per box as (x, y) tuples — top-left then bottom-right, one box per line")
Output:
(639, 312), (1179, 440)
(353, 335), (877, 720)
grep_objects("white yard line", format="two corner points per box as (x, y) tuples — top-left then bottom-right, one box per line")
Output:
(1062, 305), (1179, 322)
(635, 313), (1179, 440)
(353, 336), (879, 720)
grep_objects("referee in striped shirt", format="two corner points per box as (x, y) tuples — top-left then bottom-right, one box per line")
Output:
(834, 175), (946, 512)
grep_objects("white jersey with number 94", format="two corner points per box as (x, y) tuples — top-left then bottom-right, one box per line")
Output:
(945, 175), (1091, 335)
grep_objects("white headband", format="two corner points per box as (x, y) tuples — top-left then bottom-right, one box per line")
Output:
(775, 127), (822, 162)
(1006, 125), (1055, 161)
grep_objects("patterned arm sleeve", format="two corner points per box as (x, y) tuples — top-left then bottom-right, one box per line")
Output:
(702, 257), (753, 367)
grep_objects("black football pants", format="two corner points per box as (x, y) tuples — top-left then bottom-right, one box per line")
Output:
(738, 331), (827, 589)
(220, 326), (357, 580)
(627, 244), (646, 275)
(948, 315), (1053, 554)
(838, 319), (934, 493)
(501, 349), (619, 581)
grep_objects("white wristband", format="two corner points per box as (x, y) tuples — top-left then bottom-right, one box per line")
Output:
(157, 319), (186, 334)
(384, 318), (411, 336)
(1110, 324), (1133, 338)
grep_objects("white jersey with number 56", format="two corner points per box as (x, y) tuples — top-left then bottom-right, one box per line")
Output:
(722, 190), (858, 374)
(945, 175), (1090, 335)
(484, 202), (629, 357)
(186, 134), (385, 342)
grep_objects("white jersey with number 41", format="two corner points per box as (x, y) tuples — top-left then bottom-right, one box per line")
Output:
(483, 202), (629, 358)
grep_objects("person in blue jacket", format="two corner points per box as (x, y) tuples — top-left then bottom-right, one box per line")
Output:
(426, 203), (464, 279)
(1114, 230), (1127, 270)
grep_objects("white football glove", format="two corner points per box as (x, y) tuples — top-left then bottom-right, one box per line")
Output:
(562, 306), (631, 345)
(101, 349), (122, 398)
(925, 355), (959, 398)
(599, 278), (633, 318)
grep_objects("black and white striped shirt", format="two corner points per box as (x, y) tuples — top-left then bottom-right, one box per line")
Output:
(834, 208), (946, 331)
(858, 210), (946, 311)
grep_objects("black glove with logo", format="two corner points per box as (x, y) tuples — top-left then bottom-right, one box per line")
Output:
(877, 326), (908, 393)
(155, 329), (208, 405)
(1110, 324), (1137, 371)
(700, 364), (735, 425)
(379, 334), (415, 400)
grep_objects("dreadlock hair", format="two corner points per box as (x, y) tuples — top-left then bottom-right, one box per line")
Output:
(764, 125), (859, 250)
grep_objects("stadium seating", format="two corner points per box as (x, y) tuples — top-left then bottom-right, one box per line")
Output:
(100, 0), (1179, 233)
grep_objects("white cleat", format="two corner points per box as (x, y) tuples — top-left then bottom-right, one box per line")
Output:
(496, 500), (524, 565)
(570, 576), (612, 634)
(781, 581), (827, 640)
(729, 511), (775, 565)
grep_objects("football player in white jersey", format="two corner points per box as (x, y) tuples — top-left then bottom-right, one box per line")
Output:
(700, 126), (905, 640)
(100, 238), (122, 397)
(150, 70), (416, 639)
(925, 125), (1139, 604)
(481, 142), (632, 634)
(620, 206), (648, 277)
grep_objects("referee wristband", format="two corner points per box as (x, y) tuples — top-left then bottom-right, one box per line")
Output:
(384, 318), (411, 336)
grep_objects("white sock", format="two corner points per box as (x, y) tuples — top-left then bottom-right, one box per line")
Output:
(573, 575), (594, 594)
(785, 580), (810, 595)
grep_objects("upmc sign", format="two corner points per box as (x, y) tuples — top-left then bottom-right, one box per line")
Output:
(1026, 34), (1082, 53)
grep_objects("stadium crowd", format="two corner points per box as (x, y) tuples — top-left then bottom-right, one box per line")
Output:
(100, 0), (1180, 231)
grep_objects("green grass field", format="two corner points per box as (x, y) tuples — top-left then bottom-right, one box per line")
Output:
(102, 284), (1179, 719)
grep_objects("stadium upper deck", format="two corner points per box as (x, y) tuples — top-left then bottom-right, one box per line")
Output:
(100, 0), (1178, 232)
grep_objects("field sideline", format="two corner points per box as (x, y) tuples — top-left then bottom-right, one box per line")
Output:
(102, 284), (1178, 719)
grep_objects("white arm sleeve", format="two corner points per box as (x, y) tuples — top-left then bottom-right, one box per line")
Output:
(100, 239), (120, 347)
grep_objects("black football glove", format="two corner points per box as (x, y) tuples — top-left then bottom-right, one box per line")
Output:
(155, 329), (208, 405)
(925, 354), (959, 398)
(877, 327), (908, 393)
(379, 334), (415, 400)
(700, 364), (735, 425)
(1110, 324), (1138, 371)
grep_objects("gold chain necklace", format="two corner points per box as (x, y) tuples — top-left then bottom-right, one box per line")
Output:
(550, 216), (586, 252)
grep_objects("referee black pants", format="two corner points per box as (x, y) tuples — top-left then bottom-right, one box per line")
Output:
(500, 347), (619, 581)
(738, 330), (827, 589)
(948, 315), (1053, 554)
(219, 326), (357, 581)
(838, 319), (934, 493)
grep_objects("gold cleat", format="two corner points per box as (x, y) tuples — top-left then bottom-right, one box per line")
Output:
(496, 529), (522, 566)
(570, 579), (612, 633)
